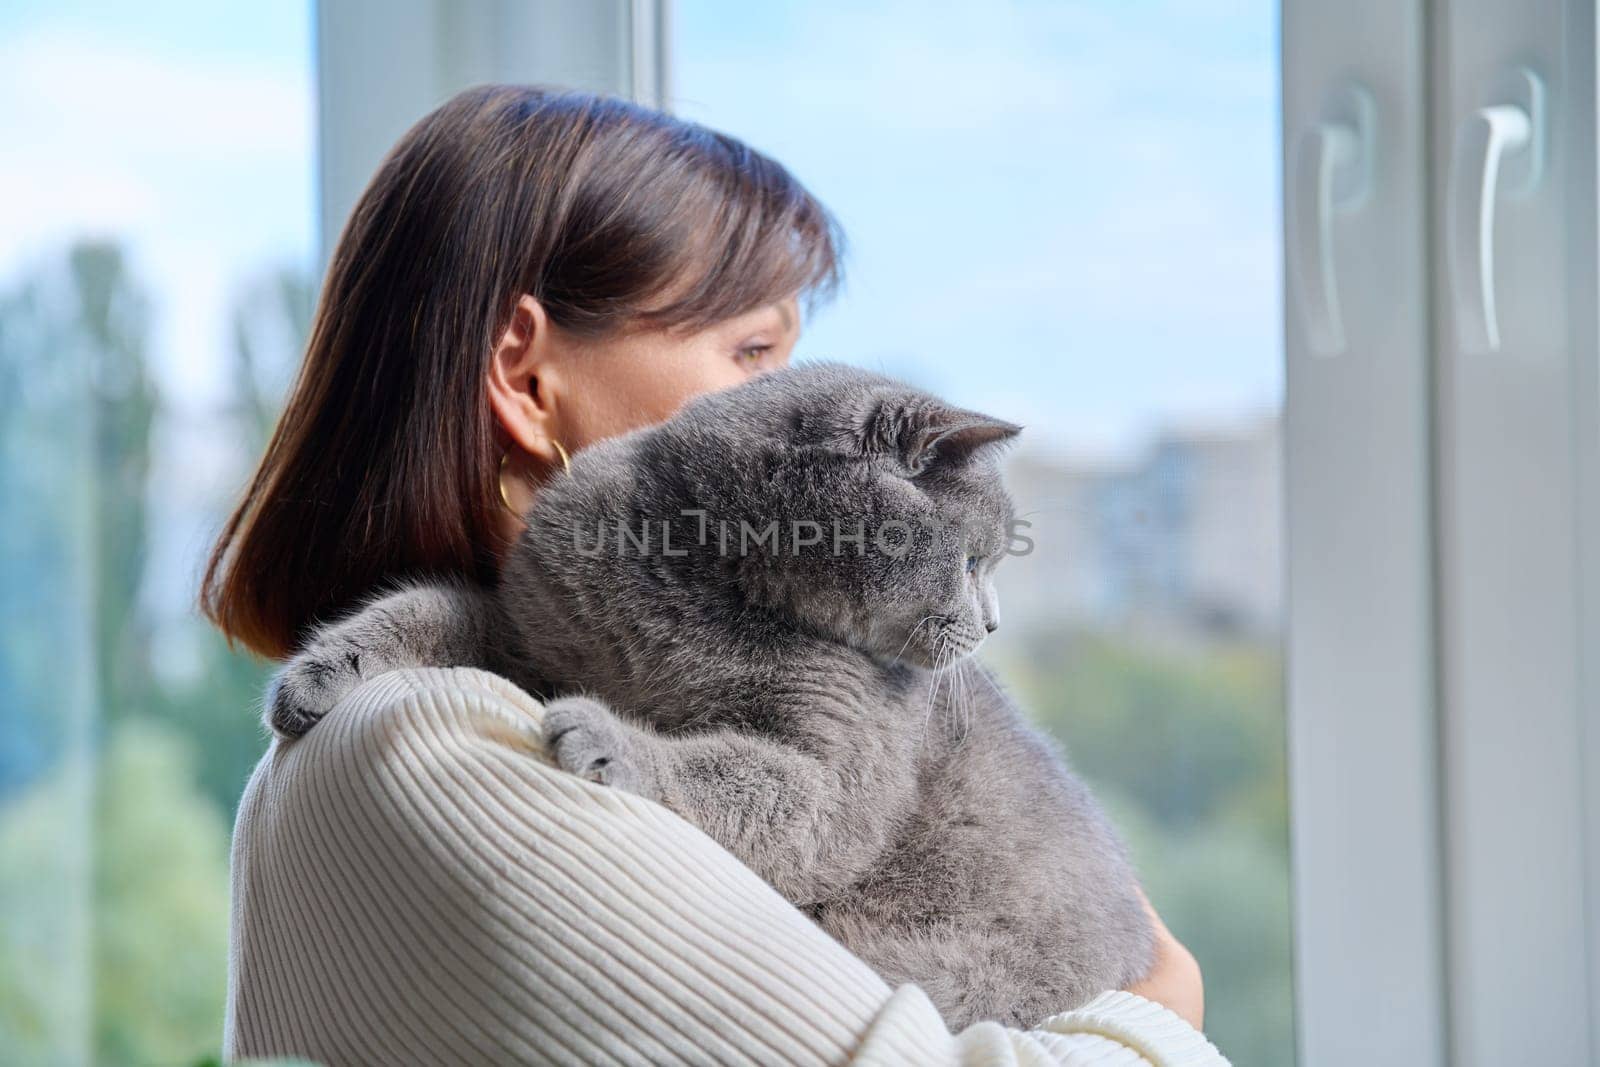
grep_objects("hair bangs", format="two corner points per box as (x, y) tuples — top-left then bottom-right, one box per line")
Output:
(632, 129), (844, 333)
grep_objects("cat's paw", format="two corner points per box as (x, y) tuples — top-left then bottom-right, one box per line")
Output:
(265, 642), (364, 740)
(543, 697), (657, 798)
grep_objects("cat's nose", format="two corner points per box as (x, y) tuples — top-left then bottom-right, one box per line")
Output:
(984, 617), (998, 633)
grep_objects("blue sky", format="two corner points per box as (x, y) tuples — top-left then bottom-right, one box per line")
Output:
(674, 0), (1282, 454)
(0, 1), (316, 411)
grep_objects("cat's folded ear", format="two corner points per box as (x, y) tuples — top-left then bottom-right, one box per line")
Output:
(862, 397), (1022, 474)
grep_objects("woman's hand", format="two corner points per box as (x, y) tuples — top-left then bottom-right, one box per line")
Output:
(1124, 886), (1205, 1032)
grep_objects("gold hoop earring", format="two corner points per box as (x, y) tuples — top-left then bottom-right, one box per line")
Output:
(498, 440), (572, 518)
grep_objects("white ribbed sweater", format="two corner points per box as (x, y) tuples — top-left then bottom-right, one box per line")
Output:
(224, 667), (1229, 1066)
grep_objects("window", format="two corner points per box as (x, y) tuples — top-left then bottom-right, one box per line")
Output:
(0, 4), (315, 1062)
(17, 3), (1596, 1064)
(1284, 2), (1597, 1061)
(671, 3), (1291, 1062)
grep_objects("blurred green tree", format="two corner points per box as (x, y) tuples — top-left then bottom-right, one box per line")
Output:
(73, 243), (159, 727)
(992, 627), (1293, 1067)
(0, 752), (84, 1061)
(0, 720), (232, 1066)
(92, 721), (232, 1065)
(0, 242), (309, 1065)
(1001, 627), (1286, 831)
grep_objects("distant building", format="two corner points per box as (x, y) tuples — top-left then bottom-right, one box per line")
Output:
(997, 414), (1282, 637)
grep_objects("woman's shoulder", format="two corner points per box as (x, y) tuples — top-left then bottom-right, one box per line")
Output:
(227, 665), (775, 1062)
(232, 664), (688, 888)
(305, 664), (552, 756)
(243, 668), (537, 804)
(239, 665), (582, 839)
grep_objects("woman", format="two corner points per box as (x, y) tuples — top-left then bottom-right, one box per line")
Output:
(204, 84), (1220, 1066)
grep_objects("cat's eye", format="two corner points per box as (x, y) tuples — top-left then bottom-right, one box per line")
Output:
(965, 555), (979, 575)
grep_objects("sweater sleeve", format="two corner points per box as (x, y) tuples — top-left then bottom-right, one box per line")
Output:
(224, 667), (1229, 1067)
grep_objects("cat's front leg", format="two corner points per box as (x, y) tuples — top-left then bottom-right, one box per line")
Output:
(540, 696), (899, 905)
(267, 580), (501, 739)
(543, 696), (662, 798)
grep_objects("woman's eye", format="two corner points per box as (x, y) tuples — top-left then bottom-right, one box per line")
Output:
(735, 343), (774, 367)
(965, 555), (979, 575)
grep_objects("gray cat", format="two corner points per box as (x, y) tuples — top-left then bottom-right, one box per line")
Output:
(267, 362), (1154, 1028)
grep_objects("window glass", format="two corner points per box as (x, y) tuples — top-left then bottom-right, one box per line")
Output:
(674, 4), (1291, 1061)
(2, 3), (1288, 1061)
(0, 3), (314, 1062)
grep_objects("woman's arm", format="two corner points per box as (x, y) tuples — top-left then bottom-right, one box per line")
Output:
(1126, 888), (1206, 1033)
(225, 666), (1227, 1066)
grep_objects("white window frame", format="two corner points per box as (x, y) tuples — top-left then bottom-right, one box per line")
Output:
(1282, 3), (1446, 1063)
(316, 0), (669, 268)
(1286, 1), (1598, 1064)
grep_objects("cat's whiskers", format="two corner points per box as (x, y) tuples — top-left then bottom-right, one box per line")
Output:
(934, 643), (960, 742)
(927, 629), (967, 748)
(949, 655), (973, 746)
(939, 640), (962, 743)
(893, 614), (941, 664)
(919, 631), (946, 747)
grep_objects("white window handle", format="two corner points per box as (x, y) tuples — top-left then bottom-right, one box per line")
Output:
(1288, 86), (1373, 356)
(1446, 68), (1544, 354)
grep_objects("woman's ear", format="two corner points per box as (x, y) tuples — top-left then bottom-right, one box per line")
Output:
(486, 294), (566, 468)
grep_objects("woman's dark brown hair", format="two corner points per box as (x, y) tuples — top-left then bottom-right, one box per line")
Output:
(200, 84), (843, 659)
